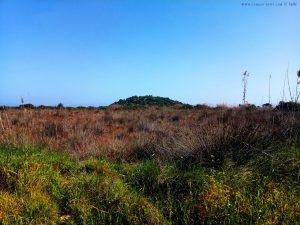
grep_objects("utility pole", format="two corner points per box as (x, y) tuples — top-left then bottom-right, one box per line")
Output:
(269, 74), (271, 104)
(242, 70), (250, 104)
(286, 64), (293, 102)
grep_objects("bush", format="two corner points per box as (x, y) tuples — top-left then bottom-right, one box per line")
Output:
(275, 101), (300, 111)
(57, 103), (64, 108)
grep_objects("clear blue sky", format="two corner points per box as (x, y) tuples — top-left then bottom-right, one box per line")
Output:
(1, 0), (299, 106)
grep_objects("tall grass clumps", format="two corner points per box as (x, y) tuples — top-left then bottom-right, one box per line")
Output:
(0, 145), (299, 224)
(0, 146), (167, 224)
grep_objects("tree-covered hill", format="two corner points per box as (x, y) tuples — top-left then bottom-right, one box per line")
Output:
(111, 95), (183, 107)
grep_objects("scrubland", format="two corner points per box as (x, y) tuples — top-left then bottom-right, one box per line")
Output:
(0, 106), (299, 224)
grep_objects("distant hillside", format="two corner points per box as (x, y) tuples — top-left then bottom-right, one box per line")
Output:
(111, 95), (183, 107)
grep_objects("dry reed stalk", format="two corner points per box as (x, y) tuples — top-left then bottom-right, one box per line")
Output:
(0, 115), (4, 131)
(242, 70), (250, 104)
(4, 112), (11, 131)
(295, 70), (300, 103)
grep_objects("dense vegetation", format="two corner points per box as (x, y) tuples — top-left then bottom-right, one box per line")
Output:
(111, 95), (183, 107)
(0, 106), (299, 224)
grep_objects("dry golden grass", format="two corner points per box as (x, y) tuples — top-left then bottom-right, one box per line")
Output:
(0, 106), (298, 165)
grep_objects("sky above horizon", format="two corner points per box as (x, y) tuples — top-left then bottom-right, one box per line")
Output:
(1, 0), (299, 106)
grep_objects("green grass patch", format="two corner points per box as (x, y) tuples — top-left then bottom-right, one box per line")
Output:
(0, 146), (299, 224)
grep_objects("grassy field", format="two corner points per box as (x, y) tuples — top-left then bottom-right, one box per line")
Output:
(0, 106), (299, 224)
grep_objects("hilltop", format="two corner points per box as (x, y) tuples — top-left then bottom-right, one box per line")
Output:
(111, 95), (183, 107)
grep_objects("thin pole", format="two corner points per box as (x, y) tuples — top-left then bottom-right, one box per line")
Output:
(282, 72), (287, 101)
(296, 77), (298, 103)
(269, 74), (271, 104)
(286, 64), (293, 101)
